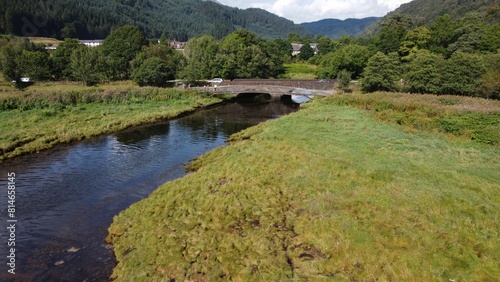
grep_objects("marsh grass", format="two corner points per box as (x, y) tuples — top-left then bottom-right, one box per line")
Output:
(0, 86), (224, 160)
(329, 92), (500, 146)
(107, 95), (499, 281)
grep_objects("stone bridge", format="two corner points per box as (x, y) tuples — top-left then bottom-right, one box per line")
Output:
(209, 79), (336, 96)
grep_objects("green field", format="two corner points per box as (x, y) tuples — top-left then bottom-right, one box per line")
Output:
(107, 93), (500, 281)
(0, 84), (226, 160)
(283, 63), (318, 79)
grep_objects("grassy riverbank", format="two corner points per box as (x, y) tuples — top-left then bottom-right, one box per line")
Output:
(107, 93), (499, 281)
(0, 83), (225, 160)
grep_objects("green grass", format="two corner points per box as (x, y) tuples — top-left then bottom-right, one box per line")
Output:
(283, 63), (318, 79)
(107, 94), (500, 281)
(0, 85), (226, 160)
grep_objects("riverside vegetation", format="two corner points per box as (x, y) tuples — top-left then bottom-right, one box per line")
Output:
(0, 80), (226, 160)
(107, 93), (499, 281)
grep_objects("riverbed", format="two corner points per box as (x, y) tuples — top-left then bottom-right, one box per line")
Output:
(0, 99), (298, 281)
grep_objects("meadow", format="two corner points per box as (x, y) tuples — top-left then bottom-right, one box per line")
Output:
(107, 92), (500, 281)
(0, 81), (226, 160)
(283, 63), (318, 79)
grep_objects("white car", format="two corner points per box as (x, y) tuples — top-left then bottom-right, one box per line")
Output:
(207, 78), (223, 83)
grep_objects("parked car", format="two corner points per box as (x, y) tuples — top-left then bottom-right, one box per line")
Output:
(207, 78), (223, 83)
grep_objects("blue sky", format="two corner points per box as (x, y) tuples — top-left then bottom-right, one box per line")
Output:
(214, 0), (413, 23)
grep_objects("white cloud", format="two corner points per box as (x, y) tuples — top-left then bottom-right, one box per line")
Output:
(216, 0), (413, 23)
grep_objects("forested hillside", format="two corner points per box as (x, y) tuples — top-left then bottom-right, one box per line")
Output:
(0, 0), (311, 40)
(300, 17), (379, 38)
(366, 0), (500, 34)
(393, 0), (500, 25)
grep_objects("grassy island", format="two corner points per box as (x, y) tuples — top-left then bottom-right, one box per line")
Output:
(0, 82), (226, 160)
(107, 93), (499, 281)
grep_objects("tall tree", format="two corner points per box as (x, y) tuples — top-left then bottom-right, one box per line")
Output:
(403, 50), (444, 94)
(70, 45), (102, 86)
(477, 53), (500, 99)
(448, 12), (484, 54)
(440, 52), (485, 95)
(399, 26), (431, 60)
(428, 14), (461, 57)
(51, 38), (81, 80)
(215, 29), (282, 79)
(131, 57), (173, 87)
(181, 35), (219, 81)
(131, 43), (185, 86)
(376, 14), (413, 54)
(317, 44), (370, 79)
(101, 25), (148, 80)
(361, 52), (400, 93)
(0, 42), (24, 82)
(21, 49), (52, 80)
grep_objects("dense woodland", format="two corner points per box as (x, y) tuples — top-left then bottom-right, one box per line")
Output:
(0, 0), (310, 40)
(301, 17), (380, 38)
(0, 1), (499, 99)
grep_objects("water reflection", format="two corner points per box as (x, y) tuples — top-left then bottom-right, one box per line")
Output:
(0, 100), (298, 281)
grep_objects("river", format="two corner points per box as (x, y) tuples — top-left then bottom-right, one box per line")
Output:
(0, 98), (299, 281)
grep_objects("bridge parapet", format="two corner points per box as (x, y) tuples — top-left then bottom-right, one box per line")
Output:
(220, 79), (336, 91)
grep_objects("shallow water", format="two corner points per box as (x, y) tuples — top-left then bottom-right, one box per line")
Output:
(0, 100), (298, 281)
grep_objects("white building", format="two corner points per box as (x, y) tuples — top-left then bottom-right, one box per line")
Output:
(79, 40), (104, 47)
(291, 43), (319, 56)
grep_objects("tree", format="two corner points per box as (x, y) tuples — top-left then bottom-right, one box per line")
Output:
(131, 43), (185, 86)
(0, 42), (23, 82)
(479, 23), (500, 53)
(448, 12), (484, 54)
(21, 49), (52, 80)
(215, 29), (282, 79)
(100, 25), (148, 80)
(131, 57), (173, 87)
(316, 36), (334, 56)
(428, 14), (461, 57)
(298, 43), (314, 61)
(440, 52), (485, 95)
(399, 27), (431, 60)
(70, 46), (102, 86)
(181, 35), (219, 81)
(337, 69), (352, 93)
(361, 52), (400, 93)
(477, 53), (499, 99)
(317, 44), (370, 79)
(403, 50), (444, 94)
(376, 14), (413, 54)
(51, 38), (81, 80)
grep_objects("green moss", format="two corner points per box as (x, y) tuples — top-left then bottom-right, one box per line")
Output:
(107, 95), (500, 281)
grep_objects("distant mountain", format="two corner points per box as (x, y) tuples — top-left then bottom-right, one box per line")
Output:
(300, 17), (379, 38)
(0, 0), (312, 40)
(365, 0), (500, 34)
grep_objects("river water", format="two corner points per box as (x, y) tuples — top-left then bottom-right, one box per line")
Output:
(0, 98), (299, 281)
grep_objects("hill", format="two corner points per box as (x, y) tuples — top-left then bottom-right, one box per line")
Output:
(0, 0), (312, 40)
(366, 0), (500, 34)
(300, 17), (379, 38)
(392, 0), (500, 25)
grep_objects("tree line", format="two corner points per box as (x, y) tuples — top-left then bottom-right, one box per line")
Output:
(309, 12), (499, 99)
(0, 10), (499, 99)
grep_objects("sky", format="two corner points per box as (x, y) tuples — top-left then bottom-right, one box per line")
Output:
(214, 0), (414, 23)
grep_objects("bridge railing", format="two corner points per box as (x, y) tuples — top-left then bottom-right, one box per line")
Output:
(220, 79), (336, 90)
